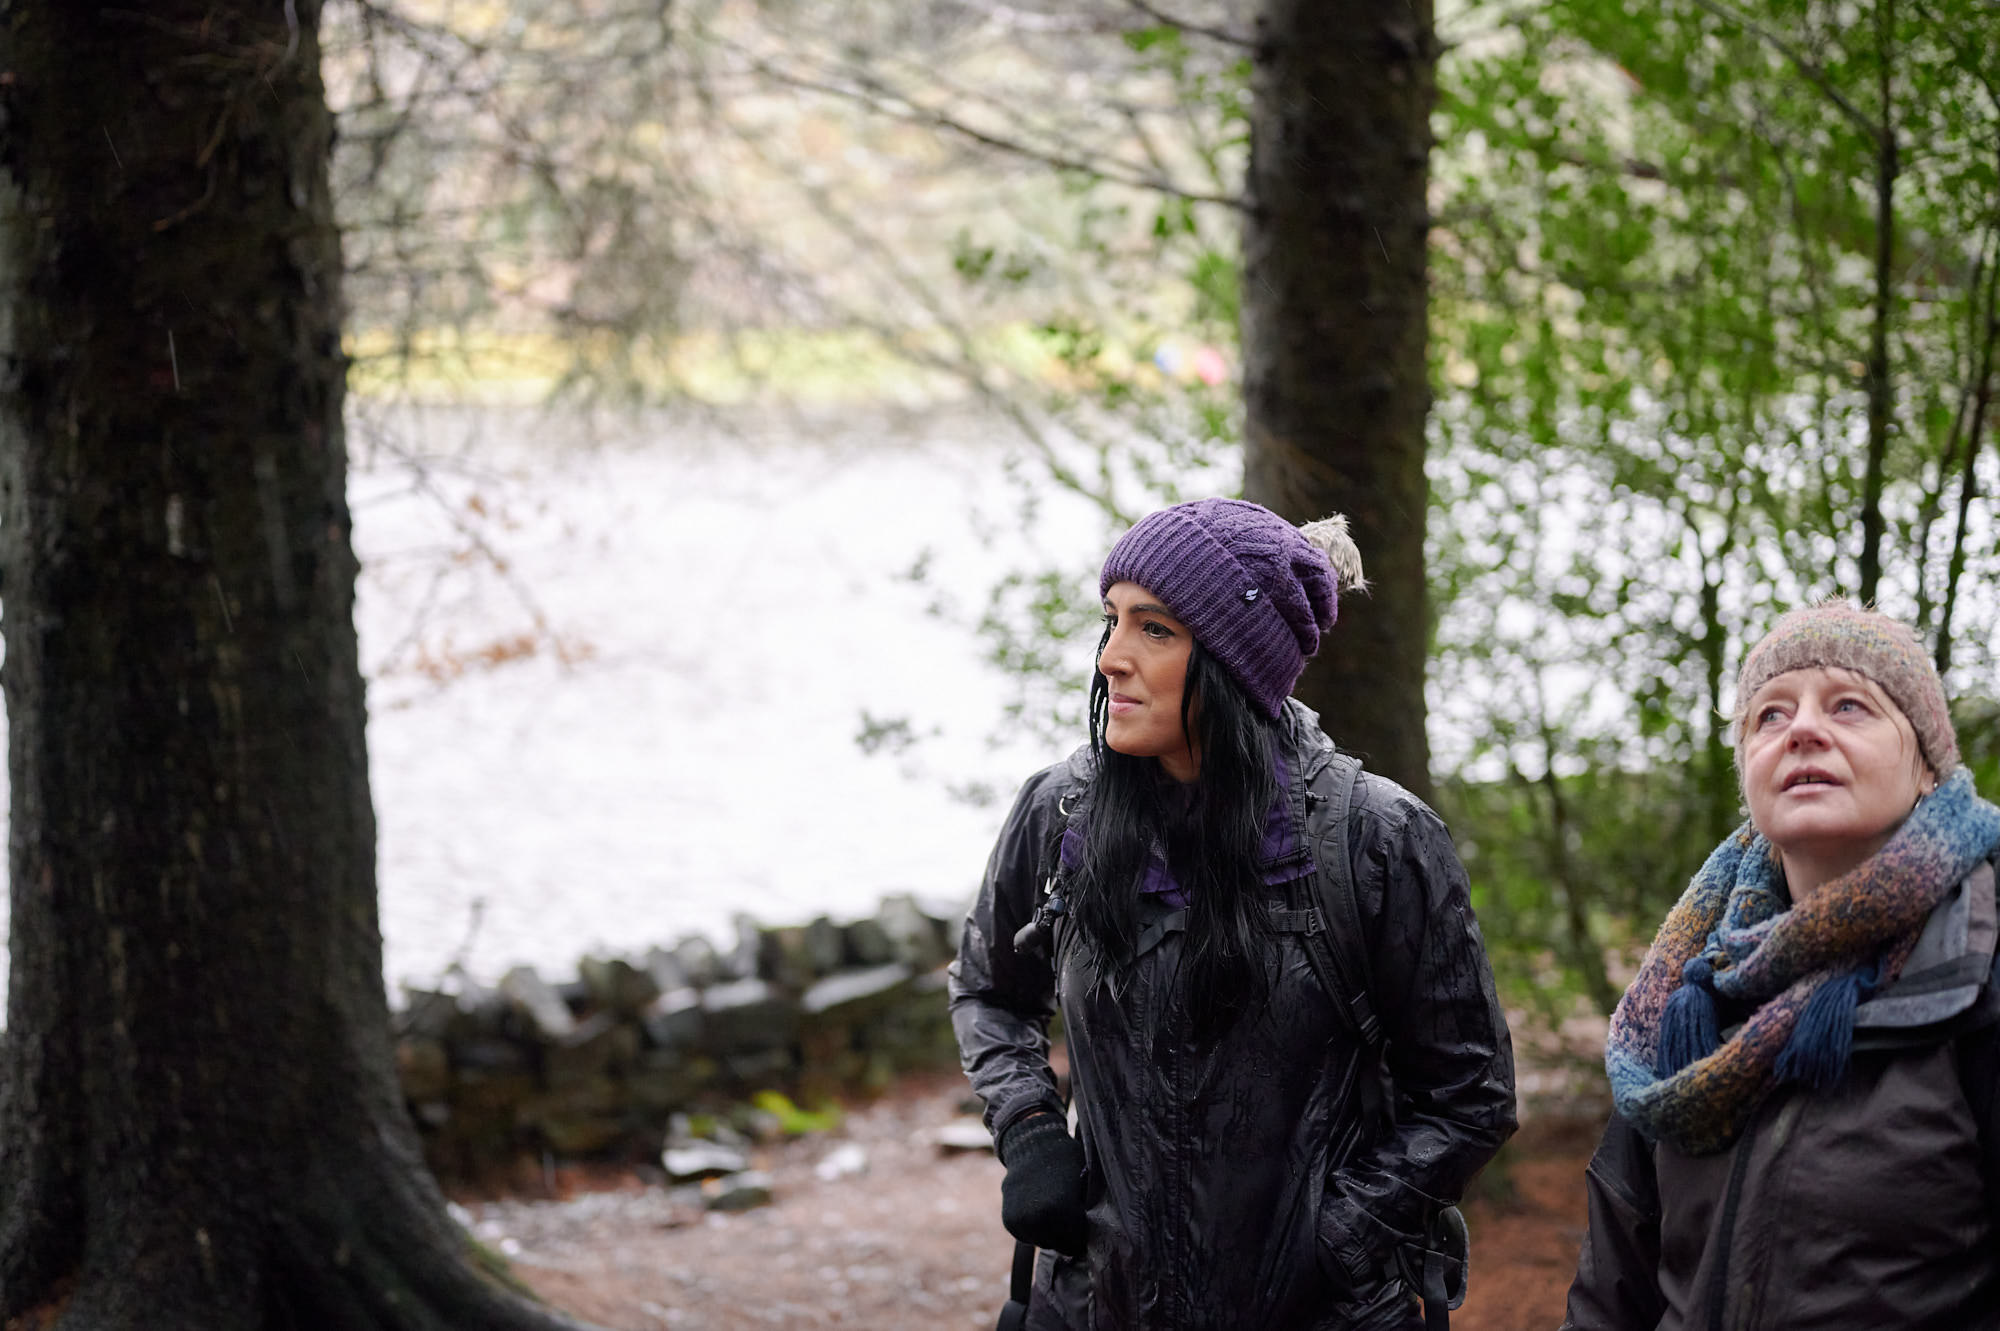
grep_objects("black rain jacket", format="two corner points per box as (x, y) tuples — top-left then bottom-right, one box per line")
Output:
(948, 701), (1518, 1331)
(1562, 859), (2000, 1331)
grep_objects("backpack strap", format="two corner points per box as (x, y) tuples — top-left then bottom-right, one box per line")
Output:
(1012, 760), (1090, 960)
(1299, 751), (1383, 1048)
(1954, 945), (2000, 1224)
(1296, 749), (1470, 1329)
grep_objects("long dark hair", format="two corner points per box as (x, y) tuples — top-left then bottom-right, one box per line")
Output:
(1068, 633), (1281, 1036)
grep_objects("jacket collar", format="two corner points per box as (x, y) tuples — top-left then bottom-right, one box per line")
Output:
(1855, 859), (1998, 1030)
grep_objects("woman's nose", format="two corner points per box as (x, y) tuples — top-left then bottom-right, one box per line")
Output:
(1787, 702), (1830, 746)
(1098, 633), (1131, 676)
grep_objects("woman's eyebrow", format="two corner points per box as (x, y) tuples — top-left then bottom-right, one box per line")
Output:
(1101, 600), (1179, 619)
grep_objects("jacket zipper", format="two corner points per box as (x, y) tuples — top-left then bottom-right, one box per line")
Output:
(1706, 1108), (1763, 1331)
(1167, 970), (1189, 1331)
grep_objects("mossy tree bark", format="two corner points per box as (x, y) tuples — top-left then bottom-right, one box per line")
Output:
(1239, 0), (1438, 802)
(0, 5), (594, 1327)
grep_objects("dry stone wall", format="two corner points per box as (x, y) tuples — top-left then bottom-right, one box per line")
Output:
(393, 893), (968, 1181)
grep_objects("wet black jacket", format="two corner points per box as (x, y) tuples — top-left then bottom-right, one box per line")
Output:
(1563, 860), (2000, 1331)
(949, 702), (1517, 1331)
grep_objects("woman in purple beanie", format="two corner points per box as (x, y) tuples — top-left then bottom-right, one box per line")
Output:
(948, 498), (1517, 1331)
(1563, 603), (2000, 1331)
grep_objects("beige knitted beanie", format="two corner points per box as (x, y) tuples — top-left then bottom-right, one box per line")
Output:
(1733, 602), (1959, 776)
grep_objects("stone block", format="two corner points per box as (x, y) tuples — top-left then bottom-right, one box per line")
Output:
(702, 1170), (774, 1212)
(499, 965), (576, 1040)
(518, 1075), (627, 1156)
(454, 981), (513, 1041)
(661, 1141), (749, 1181)
(673, 934), (723, 988)
(876, 892), (951, 969)
(395, 988), (461, 1041)
(755, 925), (815, 990)
(579, 955), (662, 1015)
(800, 963), (914, 1019)
(700, 978), (798, 1052)
(449, 1068), (539, 1124)
(803, 916), (846, 975)
(538, 1115), (629, 1157)
(723, 913), (762, 981)
(642, 945), (690, 994)
(450, 1036), (535, 1074)
(842, 917), (896, 967)
(628, 1048), (711, 1112)
(544, 1010), (635, 1087)
(719, 1046), (795, 1089)
(640, 987), (704, 1050)
(396, 1035), (451, 1102)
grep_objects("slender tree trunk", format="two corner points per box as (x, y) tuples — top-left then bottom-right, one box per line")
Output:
(1529, 722), (1615, 1017)
(1239, 0), (1437, 800)
(1694, 528), (1739, 849)
(1858, 0), (1898, 604)
(0, 5), (592, 1327)
(1937, 238), (1999, 674)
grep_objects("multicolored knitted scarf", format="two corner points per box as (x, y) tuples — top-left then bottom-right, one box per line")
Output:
(1606, 767), (2000, 1155)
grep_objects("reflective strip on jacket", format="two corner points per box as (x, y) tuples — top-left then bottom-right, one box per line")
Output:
(948, 700), (1518, 1331)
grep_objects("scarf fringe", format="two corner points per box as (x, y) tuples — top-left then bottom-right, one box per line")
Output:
(1655, 957), (1720, 1077)
(1774, 965), (1871, 1090)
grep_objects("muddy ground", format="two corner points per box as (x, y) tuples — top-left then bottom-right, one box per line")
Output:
(461, 1069), (1602, 1330)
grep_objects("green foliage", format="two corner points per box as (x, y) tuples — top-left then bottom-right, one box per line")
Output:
(749, 1089), (843, 1136)
(854, 712), (922, 756)
(1957, 696), (2000, 794)
(1427, 0), (2000, 1013)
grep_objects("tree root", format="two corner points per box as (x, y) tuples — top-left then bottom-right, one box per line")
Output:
(2, 1190), (605, 1331)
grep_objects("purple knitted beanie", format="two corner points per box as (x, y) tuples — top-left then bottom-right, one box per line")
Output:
(1099, 498), (1364, 717)
(1733, 602), (1960, 776)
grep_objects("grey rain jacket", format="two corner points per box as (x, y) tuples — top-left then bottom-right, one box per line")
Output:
(948, 701), (1518, 1331)
(1563, 858), (2000, 1331)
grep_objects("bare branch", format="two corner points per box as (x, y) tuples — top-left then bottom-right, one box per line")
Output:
(965, 3), (1128, 35)
(1124, 0), (1255, 48)
(1907, 0), (2000, 119)
(720, 39), (1247, 211)
(1686, 0), (1883, 142)
(1756, 95), (1854, 367)
(708, 105), (1137, 525)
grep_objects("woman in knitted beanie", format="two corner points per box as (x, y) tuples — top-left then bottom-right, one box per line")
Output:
(949, 498), (1517, 1331)
(1564, 602), (2000, 1330)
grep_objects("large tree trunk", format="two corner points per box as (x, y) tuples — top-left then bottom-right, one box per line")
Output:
(0, 5), (590, 1327)
(1239, 0), (1437, 800)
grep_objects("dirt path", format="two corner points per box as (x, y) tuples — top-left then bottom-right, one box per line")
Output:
(461, 1071), (1597, 1331)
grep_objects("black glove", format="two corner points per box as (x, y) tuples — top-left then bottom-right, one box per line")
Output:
(998, 1113), (1088, 1257)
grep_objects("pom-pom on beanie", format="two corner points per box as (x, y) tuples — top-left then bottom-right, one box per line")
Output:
(1099, 498), (1365, 717)
(1733, 602), (1959, 777)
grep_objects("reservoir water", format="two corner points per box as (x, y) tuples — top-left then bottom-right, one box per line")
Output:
(0, 404), (1104, 997)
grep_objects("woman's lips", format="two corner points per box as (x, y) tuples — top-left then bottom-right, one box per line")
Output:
(1108, 694), (1140, 716)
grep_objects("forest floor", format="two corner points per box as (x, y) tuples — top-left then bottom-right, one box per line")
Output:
(459, 1067), (1605, 1331)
